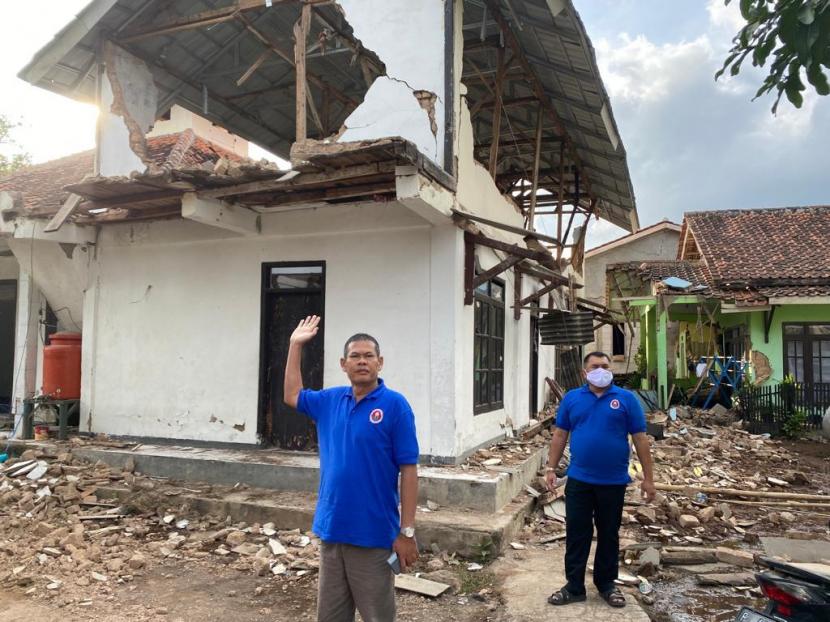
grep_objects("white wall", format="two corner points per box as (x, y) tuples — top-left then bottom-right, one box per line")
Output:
(338, 0), (446, 165)
(583, 228), (681, 373)
(83, 201), (442, 449)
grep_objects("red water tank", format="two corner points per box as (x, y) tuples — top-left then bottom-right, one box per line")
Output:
(43, 332), (82, 400)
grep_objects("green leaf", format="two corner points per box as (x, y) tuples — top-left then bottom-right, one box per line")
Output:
(807, 61), (830, 93)
(753, 34), (778, 65)
(799, 3), (816, 24)
(740, 0), (754, 19)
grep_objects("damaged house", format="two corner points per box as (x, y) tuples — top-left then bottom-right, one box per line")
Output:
(1, 0), (636, 463)
(607, 206), (830, 412)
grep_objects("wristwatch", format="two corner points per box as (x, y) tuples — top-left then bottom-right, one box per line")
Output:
(401, 526), (415, 538)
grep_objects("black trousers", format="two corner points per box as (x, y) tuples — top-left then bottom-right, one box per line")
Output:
(563, 476), (627, 595)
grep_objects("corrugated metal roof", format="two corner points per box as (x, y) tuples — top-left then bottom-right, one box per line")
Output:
(464, 0), (637, 231)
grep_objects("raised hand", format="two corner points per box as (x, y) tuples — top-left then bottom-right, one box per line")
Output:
(289, 315), (320, 345)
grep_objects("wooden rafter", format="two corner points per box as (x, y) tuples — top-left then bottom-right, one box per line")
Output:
(517, 281), (561, 308)
(526, 101), (543, 230)
(119, 0), (332, 43)
(488, 46), (506, 177)
(483, 0), (598, 208)
(294, 3), (311, 142)
(472, 255), (523, 289)
(451, 209), (561, 247)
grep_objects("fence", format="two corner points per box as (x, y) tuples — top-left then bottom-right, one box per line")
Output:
(737, 382), (830, 435)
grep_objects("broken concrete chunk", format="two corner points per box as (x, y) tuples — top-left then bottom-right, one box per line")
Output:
(715, 547), (755, 568)
(697, 572), (756, 586)
(394, 573), (450, 598)
(678, 514), (701, 529)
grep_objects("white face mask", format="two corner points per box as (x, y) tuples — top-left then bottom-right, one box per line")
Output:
(586, 368), (613, 388)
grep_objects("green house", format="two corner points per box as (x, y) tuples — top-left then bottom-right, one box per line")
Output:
(607, 206), (830, 409)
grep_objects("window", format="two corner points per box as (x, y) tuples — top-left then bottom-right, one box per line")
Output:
(612, 324), (625, 358)
(474, 278), (505, 413)
(268, 266), (323, 291)
(783, 323), (830, 384)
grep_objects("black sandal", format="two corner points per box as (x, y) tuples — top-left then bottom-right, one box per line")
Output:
(600, 587), (626, 608)
(547, 586), (587, 606)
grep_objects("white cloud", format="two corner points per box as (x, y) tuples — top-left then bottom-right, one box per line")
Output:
(706, 0), (745, 35)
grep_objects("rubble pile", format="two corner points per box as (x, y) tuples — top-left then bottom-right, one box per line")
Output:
(523, 405), (830, 607)
(0, 442), (321, 612)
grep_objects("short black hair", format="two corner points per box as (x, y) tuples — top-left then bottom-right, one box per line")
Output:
(343, 333), (381, 357)
(583, 351), (611, 365)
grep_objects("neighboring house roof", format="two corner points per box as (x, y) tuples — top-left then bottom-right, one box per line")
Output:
(0, 130), (242, 219)
(585, 219), (681, 258)
(614, 206), (830, 307)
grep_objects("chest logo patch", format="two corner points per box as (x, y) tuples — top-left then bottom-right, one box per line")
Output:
(369, 409), (384, 424)
(610, 399), (621, 410)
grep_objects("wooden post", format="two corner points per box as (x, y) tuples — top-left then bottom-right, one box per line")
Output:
(293, 3), (311, 143)
(514, 267), (522, 320)
(464, 232), (475, 306)
(527, 101), (544, 231)
(556, 141), (564, 247)
(488, 46), (505, 177)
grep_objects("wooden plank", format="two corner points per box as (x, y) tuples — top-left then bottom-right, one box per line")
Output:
(236, 48), (270, 87)
(394, 574), (450, 598)
(517, 281), (561, 307)
(294, 3), (311, 143)
(472, 254), (523, 289)
(464, 232), (475, 306)
(198, 162), (395, 199)
(44, 193), (83, 233)
(526, 102), (544, 230)
(451, 209), (561, 247)
(488, 46), (506, 177)
(513, 266), (522, 320)
(250, 180), (394, 207)
(466, 232), (551, 265)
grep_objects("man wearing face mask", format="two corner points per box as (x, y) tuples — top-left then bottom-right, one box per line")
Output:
(545, 351), (655, 609)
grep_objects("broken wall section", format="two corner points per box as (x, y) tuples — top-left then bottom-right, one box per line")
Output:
(336, 0), (446, 166)
(97, 42), (158, 177)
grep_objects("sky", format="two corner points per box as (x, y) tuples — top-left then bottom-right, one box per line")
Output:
(1, 1), (828, 249)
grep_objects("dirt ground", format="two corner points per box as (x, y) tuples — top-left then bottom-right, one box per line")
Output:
(0, 560), (501, 622)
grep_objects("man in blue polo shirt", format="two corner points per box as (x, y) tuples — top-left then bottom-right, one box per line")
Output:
(545, 351), (655, 609)
(283, 315), (419, 622)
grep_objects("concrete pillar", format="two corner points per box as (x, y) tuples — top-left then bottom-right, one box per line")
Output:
(427, 225), (460, 460)
(12, 271), (40, 417)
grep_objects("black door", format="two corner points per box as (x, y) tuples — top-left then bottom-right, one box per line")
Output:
(0, 280), (16, 414)
(529, 312), (539, 415)
(259, 263), (325, 450)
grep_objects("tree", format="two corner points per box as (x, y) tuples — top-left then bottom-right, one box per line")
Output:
(717, 0), (830, 113)
(0, 114), (32, 176)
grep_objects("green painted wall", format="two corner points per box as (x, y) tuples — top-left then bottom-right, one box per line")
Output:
(749, 304), (830, 384)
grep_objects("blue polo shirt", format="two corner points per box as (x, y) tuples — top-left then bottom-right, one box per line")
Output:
(555, 384), (646, 485)
(297, 378), (419, 549)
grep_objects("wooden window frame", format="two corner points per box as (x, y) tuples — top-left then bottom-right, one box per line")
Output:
(782, 322), (830, 384)
(474, 276), (505, 414)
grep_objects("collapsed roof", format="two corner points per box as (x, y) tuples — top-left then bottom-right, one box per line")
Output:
(18, 0), (637, 234)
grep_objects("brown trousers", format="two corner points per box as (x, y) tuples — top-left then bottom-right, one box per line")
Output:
(317, 542), (395, 622)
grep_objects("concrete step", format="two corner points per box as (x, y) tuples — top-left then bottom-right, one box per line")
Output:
(60, 441), (546, 513)
(97, 485), (534, 558)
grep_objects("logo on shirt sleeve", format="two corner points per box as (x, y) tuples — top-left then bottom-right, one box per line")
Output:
(610, 399), (621, 410)
(369, 409), (384, 424)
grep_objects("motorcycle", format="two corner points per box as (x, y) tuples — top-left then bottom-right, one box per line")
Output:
(734, 556), (830, 621)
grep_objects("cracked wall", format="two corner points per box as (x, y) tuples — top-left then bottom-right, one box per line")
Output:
(335, 0), (446, 165)
(98, 42), (158, 177)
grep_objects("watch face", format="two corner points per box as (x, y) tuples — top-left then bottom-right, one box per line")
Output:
(402, 527), (415, 538)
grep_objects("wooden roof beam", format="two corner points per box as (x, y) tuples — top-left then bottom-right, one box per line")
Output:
(483, 0), (599, 207)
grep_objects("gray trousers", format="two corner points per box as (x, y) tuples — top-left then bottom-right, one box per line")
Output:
(317, 542), (395, 622)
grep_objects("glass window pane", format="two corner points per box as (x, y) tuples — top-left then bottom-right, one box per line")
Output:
(270, 266), (322, 289)
(481, 304), (490, 337)
(808, 325), (830, 336)
(821, 357), (830, 383)
(819, 340), (830, 356)
(491, 282), (504, 301)
(793, 358), (804, 382)
(784, 325), (805, 335)
(480, 372), (488, 404)
(474, 372), (480, 405)
(475, 281), (489, 295)
(795, 341), (803, 356)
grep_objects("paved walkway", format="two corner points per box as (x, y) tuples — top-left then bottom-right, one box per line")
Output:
(490, 547), (651, 622)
